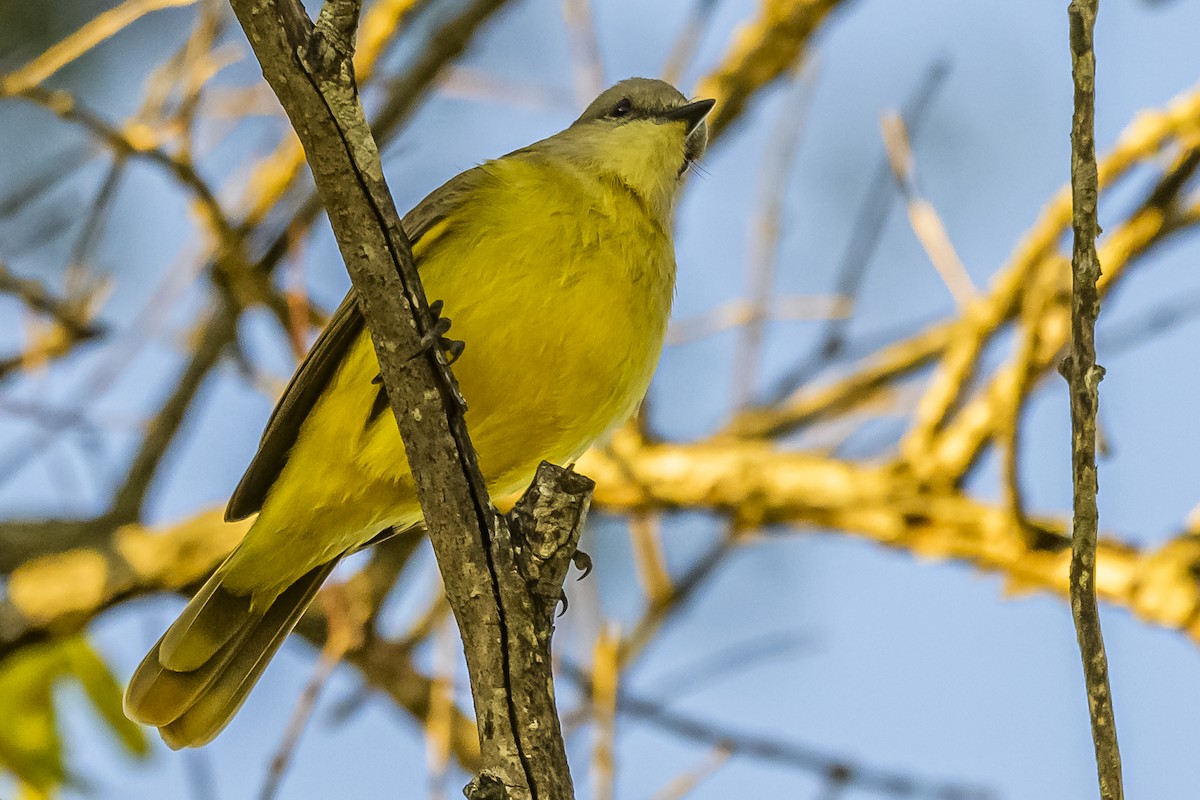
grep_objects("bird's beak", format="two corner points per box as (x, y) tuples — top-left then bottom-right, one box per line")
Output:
(663, 98), (716, 134)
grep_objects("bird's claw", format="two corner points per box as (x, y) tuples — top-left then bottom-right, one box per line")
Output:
(425, 299), (465, 365)
(572, 549), (593, 580)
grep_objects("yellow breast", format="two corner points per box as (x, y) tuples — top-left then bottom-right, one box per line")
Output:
(238, 154), (676, 592)
(363, 155), (676, 499)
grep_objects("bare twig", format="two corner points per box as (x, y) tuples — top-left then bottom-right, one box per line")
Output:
(662, 0), (719, 86)
(894, 79), (1200, 479)
(694, 0), (844, 141)
(562, 0), (605, 105)
(627, 514), (672, 605)
(0, 263), (105, 342)
(109, 303), (238, 523)
(259, 584), (366, 800)
(880, 112), (977, 307)
(589, 624), (620, 800)
(425, 616), (458, 800)
(765, 59), (950, 403)
(12, 86), (234, 244)
(730, 60), (816, 411)
(619, 694), (993, 799)
(0, 0), (201, 96)
(560, 660), (993, 800)
(1064, 2), (1122, 798)
(666, 295), (849, 346)
(649, 745), (731, 800)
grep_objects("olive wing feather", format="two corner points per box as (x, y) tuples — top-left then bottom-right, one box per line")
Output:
(224, 165), (490, 521)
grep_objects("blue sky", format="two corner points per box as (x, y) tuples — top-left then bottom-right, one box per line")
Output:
(3, 0), (1200, 798)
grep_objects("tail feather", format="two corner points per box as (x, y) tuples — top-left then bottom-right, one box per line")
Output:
(124, 558), (339, 748)
(158, 569), (250, 672)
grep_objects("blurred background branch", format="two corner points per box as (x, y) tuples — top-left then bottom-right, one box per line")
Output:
(1, 0), (1198, 797)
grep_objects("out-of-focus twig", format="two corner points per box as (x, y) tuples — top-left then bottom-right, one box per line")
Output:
(730, 60), (817, 410)
(896, 80), (1200, 477)
(0, 0), (201, 96)
(0, 263), (106, 343)
(425, 616), (457, 800)
(766, 60), (950, 403)
(12, 85), (237, 249)
(666, 294), (849, 346)
(108, 303), (237, 523)
(694, 0), (844, 141)
(562, 0), (605, 105)
(912, 146), (1200, 485)
(589, 624), (620, 800)
(619, 694), (993, 799)
(880, 112), (977, 307)
(259, 583), (367, 800)
(627, 514), (672, 606)
(0, 264), (109, 381)
(560, 660), (993, 799)
(576, 433), (1200, 650)
(649, 746), (732, 800)
(662, 0), (719, 86)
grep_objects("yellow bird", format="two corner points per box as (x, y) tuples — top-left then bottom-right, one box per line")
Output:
(124, 78), (714, 748)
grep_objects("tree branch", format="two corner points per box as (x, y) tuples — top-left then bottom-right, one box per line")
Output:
(224, 2), (589, 795)
(1064, 2), (1122, 797)
(109, 302), (238, 523)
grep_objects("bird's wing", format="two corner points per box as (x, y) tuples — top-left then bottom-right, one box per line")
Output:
(224, 165), (492, 521)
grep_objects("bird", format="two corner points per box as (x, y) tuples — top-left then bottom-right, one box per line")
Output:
(123, 77), (714, 748)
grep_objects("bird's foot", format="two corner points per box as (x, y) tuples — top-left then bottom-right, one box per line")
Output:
(417, 299), (465, 364)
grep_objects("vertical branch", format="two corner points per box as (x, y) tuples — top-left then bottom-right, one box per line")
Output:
(1064, 2), (1123, 799)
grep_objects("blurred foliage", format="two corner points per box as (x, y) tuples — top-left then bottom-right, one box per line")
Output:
(0, 637), (148, 799)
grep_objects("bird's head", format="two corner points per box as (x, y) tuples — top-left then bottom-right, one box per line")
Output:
(561, 78), (715, 218)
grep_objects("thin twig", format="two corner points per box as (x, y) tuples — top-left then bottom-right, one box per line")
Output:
(765, 60), (949, 403)
(662, 0), (719, 86)
(618, 694), (993, 799)
(108, 302), (238, 523)
(730, 60), (817, 411)
(559, 659), (993, 800)
(0, 0), (201, 96)
(259, 584), (365, 800)
(425, 616), (458, 800)
(0, 263), (105, 342)
(1064, 2), (1123, 798)
(880, 112), (977, 307)
(649, 745), (732, 800)
(666, 295), (849, 346)
(589, 624), (620, 800)
(694, 0), (844, 141)
(562, 0), (605, 105)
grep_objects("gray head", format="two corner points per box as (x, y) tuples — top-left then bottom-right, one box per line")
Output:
(572, 78), (715, 170)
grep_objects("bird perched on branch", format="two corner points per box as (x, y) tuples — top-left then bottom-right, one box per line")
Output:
(124, 77), (714, 748)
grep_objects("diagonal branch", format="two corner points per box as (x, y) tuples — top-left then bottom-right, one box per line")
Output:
(225, 2), (589, 797)
(109, 302), (238, 523)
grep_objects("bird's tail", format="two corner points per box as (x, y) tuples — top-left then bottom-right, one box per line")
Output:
(123, 556), (339, 749)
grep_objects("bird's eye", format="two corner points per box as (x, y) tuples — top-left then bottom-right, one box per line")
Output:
(610, 98), (633, 118)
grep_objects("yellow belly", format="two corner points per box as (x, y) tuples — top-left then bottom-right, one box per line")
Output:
(227, 160), (675, 600)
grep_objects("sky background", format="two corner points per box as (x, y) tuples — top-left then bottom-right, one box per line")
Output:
(3, 0), (1200, 798)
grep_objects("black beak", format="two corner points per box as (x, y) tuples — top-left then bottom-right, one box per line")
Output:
(662, 98), (716, 133)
